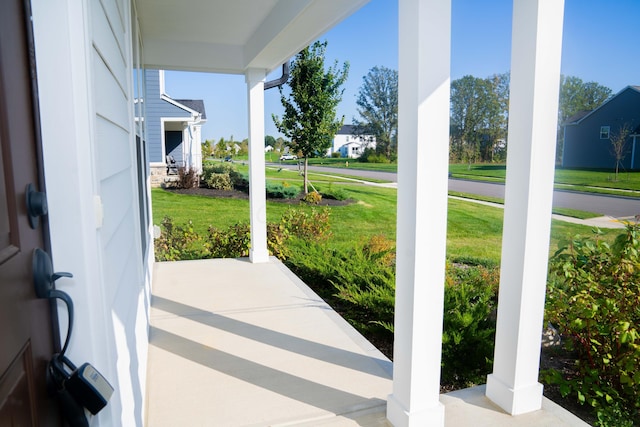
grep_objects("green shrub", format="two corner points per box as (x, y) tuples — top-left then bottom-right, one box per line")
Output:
(267, 222), (290, 260)
(286, 237), (499, 388)
(205, 223), (251, 258)
(154, 207), (331, 262)
(280, 207), (331, 241)
(441, 263), (499, 387)
(544, 224), (640, 426)
(302, 191), (322, 204)
(330, 241), (396, 336)
(331, 151), (342, 158)
(203, 162), (236, 175)
(360, 147), (390, 163)
(283, 239), (338, 295)
(229, 171), (249, 192)
(266, 182), (300, 199)
(205, 173), (233, 190)
(320, 183), (349, 201)
(154, 217), (206, 261)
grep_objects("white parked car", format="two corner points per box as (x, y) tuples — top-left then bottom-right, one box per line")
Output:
(279, 154), (297, 161)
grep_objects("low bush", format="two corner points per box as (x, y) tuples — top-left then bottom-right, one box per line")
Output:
(154, 217), (204, 261)
(320, 183), (349, 201)
(442, 263), (499, 387)
(201, 163), (249, 192)
(302, 191), (322, 204)
(230, 171), (249, 192)
(359, 147), (390, 164)
(154, 206), (331, 262)
(285, 236), (499, 388)
(331, 151), (342, 158)
(266, 182), (300, 199)
(205, 173), (233, 190)
(279, 207), (331, 241)
(175, 167), (199, 189)
(544, 224), (640, 426)
(203, 162), (236, 176)
(206, 223), (251, 258)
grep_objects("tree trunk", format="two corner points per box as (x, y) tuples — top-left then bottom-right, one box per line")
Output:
(303, 157), (308, 194)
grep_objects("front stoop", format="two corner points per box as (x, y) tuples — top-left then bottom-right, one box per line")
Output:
(146, 258), (393, 427)
(145, 259), (592, 427)
(150, 164), (180, 187)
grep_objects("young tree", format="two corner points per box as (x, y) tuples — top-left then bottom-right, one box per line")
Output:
(201, 139), (213, 158)
(609, 123), (633, 181)
(214, 137), (228, 158)
(274, 137), (287, 153)
(353, 66), (398, 159)
(273, 40), (349, 193)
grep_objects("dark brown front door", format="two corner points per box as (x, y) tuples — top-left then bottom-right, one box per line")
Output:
(0, 0), (60, 425)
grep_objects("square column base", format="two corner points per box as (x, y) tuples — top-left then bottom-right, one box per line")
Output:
(386, 393), (444, 427)
(486, 374), (543, 415)
(249, 249), (269, 263)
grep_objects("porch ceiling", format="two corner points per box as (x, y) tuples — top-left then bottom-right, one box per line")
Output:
(136, 0), (370, 74)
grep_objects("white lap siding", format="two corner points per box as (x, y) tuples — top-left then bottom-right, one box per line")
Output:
(32, 0), (150, 425)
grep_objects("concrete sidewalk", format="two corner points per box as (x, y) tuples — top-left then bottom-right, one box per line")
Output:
(146, 258), (590, 426)
(449, 195), (628, 229)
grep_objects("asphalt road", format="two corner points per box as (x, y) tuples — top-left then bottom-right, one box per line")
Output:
(448, 179), (639, 218)
(273, 163), (639, 218)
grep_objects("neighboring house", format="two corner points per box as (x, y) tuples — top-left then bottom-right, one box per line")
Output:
(144, 69), (206, 183)
(3, 1), (575, 426)
(563, 85), (640, 170)
(331, 124), (376, 158)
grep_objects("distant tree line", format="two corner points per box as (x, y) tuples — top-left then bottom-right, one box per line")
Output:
(205, 40), (614, 169)
(202, 135), (291, 159)
(352, 69), (612, 165)
(449, 74), (612, 165)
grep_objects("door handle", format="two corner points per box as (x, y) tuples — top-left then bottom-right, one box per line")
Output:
(33, 248), (72, 299)
(32, 249), (113, 423)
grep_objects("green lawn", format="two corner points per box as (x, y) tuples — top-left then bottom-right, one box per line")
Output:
(152, 185), (621, 265)
(449, 163), (640, 196)
(209, 157), (640, 196)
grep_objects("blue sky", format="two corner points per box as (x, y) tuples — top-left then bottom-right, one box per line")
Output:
(164, 0), (640, 142)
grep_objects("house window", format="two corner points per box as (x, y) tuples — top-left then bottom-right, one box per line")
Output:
(600, 126), (610, 139)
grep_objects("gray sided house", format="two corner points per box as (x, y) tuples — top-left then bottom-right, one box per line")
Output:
(563, 85), (640, 170)
(143, 69), (207, 183)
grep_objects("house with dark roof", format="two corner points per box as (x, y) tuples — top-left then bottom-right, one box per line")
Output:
(562, 86), (640, 170)
(143, 69), (207, 183)
(331, 124), (376, 158)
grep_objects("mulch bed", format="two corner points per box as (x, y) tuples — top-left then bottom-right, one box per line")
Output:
(165, 187), (355, 207)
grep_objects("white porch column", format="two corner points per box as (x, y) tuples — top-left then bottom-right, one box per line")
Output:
(245, 69), (269, 263)
(486, 0), (565, 416)
(387, 1), (451, 426)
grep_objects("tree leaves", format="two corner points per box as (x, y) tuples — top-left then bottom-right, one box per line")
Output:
(353, 66), (398, 159)
(273, 40), (348, 193)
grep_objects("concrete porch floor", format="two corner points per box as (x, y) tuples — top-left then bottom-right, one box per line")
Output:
(146, 258), (589, 426)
